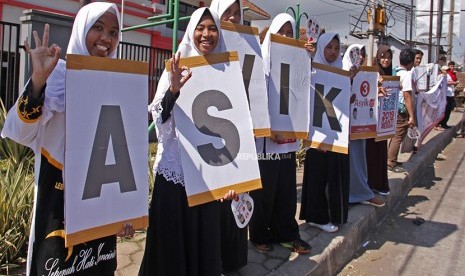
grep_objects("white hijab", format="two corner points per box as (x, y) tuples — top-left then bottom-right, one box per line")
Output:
(209, 0), (243, 25)
(42, 2), (120, 123)
(261, 13), (296, 76)
(67, 2), (120, 57)
(342, 43), (364, 71)
(313, 33), (342, 68)
(153, 7), (224, 105)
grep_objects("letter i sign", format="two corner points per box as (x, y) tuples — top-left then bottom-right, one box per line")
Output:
(360, 81), (370, 97)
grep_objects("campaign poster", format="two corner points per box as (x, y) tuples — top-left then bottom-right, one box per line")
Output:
(350, 66), (378, 139)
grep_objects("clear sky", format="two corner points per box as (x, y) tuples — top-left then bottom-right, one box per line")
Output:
(250, 0), (465, 63)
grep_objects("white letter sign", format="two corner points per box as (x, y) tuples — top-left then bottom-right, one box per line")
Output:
(221, 21), (270, 137)
(305, 62), (351, 154)
(268, 34), (311, 139)
(65, 54), (149, 247)
(173, 52), (262, 207)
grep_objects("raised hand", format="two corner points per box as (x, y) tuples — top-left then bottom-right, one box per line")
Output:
(349, 65), (360, 80)
(169, 52), (192, 94)
(24, 24), (61, 98)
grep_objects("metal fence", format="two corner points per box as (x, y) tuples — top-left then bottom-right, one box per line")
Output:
(0, 21), (21, 110)
(118, 42), (172, 103)
(0, 22), (170, 111)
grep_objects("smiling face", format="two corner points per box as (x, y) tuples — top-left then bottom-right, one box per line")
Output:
(221, 2), (241, 24)
(85, 11), (119, 57)
(277, 22), (293, 38)
(414, 53), (422, 67)
(194, 13), (219, 54)
(380, 51), (392, 68)
(324, 37), (340, 63)
(360, 47), (366, 65)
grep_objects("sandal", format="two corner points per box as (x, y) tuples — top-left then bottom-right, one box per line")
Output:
(281, 239), (311, 254)
(253, 242), (273, 253)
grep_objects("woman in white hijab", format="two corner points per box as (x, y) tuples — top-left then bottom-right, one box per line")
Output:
(248, 13), (311, 255)
(209, 0), (248, 272)
(299, 33), (349, 233)
(1, 3), (133, 275)
(139, 7), (227, 276)
(210, 0), (243, 24)
(342, 44), (385, 207)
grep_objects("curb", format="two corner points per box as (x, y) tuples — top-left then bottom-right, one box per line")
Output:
(273, 113), (462, 276)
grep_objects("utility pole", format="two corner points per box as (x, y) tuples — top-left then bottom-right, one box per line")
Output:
(427, 0), (433, 63)
(436, 0), (444, 61)
(447, 0), (455, 61)
(409, 0), (413, 47)
(367, 0), (375, 66)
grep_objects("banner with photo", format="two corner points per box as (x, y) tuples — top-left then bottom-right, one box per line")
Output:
(173, 52), (261, 207)
(268, 34), (311, 139)
(416, 75), (447, 146)
(222, 21), (270, 137)
(376, 76), (400, 141)
(65, 55), (149, 247)
(305, 62), (351, 154)
(350, 66), (378, 139)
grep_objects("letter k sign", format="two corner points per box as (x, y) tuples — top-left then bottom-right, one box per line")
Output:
(313, 83), (342, 131)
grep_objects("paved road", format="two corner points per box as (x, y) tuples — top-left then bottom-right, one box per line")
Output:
(339, 135), (465, 276)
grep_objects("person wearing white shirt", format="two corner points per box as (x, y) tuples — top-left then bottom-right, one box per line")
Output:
(388, 49), (416, 173)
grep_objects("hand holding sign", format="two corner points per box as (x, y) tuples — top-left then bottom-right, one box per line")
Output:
(306, 17), (321, 43)
(349, 46), (361, 68)
(231, 193), (254, 228)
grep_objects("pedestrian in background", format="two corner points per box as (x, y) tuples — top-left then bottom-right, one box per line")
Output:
(388, 48), (416, 173)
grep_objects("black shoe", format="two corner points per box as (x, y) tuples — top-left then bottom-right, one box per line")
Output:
(441, 124), (451, 129)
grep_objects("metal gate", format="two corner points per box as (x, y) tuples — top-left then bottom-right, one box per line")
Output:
(0, 21), (20, 111)
(118, 42), (172, 103)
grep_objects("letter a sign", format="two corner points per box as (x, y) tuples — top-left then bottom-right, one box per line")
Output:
(173, 52), (262, 206)
(65, 55), (149, 247)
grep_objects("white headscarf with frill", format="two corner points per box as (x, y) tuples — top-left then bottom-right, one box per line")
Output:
(42, 2), (120, 124)
(153, 7), (224, 106)
(313, 33), (342, 68)
(261, 13), (296, 76)
(210, 0), (243, 24)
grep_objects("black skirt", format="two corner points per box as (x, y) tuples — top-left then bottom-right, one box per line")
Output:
(139, 173), (222, 276)
(365, 138), (389, 192)
(220, 201), (247, 273)
(299, 148), (349, 225)
(249, 152), (300, 244)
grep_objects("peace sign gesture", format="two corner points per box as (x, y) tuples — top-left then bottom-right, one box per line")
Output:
(169, 52), (192, 94)
(24, 24), (61, 98)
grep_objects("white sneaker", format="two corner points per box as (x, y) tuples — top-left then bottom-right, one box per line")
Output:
(308, 222), (338, 233)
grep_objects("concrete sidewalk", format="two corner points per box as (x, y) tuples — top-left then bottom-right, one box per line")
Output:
(115, 110), (464, 276)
